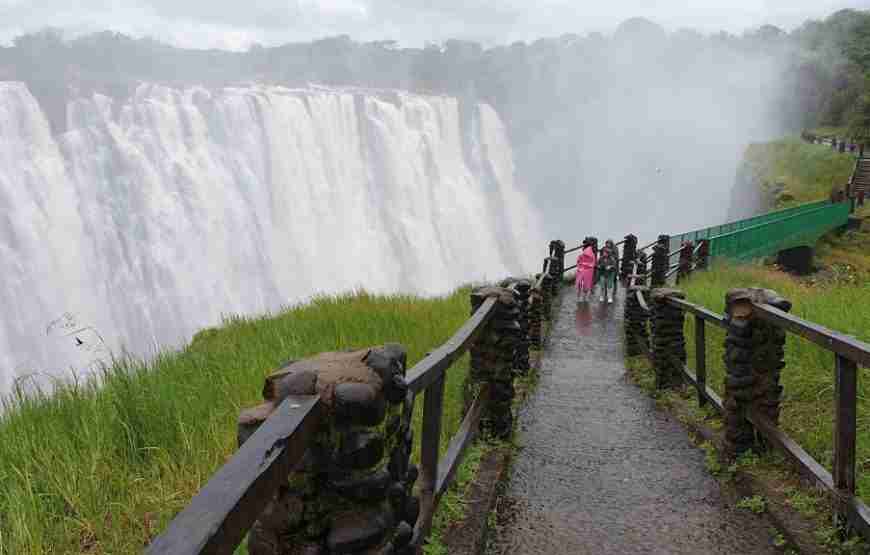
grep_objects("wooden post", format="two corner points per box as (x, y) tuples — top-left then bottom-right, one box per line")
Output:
(695, 315), (707, 407)
(416, 374), (445, 549)
(834, 354), (857, 521)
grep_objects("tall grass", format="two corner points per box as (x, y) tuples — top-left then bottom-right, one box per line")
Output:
(679, 263), (870, 497)
(744, 137), (855, 205)
(0, 289), (476, 554)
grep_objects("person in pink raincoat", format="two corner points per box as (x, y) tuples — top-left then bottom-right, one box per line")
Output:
(575, 237), (597, 303)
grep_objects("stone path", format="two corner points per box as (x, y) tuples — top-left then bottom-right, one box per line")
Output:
(488, 287), (779, 554)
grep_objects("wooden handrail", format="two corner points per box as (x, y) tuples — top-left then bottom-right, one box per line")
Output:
(436, 386), (487, 496)
(752, 303), (870, 367)
(406, 297), (499, 393)
(663, 297), (727, 329)
(148, 283), (509, 554)
(145, 396), (322, 555)
(650, 292), (870, 538)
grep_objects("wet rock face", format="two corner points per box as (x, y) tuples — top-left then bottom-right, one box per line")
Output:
(240, 344), (420, 554)
(722, 289), (790, 457)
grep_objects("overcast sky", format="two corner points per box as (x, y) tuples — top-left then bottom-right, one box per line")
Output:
(2, 0), (870, 50)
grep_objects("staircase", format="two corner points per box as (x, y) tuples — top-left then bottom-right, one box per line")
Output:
(851, 155), (870, 202)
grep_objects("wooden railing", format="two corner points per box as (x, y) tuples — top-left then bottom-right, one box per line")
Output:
(146, 299), (500, 554)
(623, 245), (870, 538)
(146, 246), (562, 554)
(663, 297), (870, 538)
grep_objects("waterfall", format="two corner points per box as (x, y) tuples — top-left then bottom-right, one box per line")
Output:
(0, 82), (543, 395)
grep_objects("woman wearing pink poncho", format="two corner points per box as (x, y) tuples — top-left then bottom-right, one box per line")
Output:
(575, 238), (597, 302)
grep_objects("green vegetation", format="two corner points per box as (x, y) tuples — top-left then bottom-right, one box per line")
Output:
(679, 261), (870, 498)
(742, 138), (855, 206)
(0, 289), (480, 554)
(736, 495), (767, 514)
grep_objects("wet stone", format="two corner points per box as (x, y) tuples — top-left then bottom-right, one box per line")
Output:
(335, 383), (386, 427)
(274, 370), (318, 400)
(385, 374), (408, 405)
(388, 444), (409, 481)
(364, 344), (407, 383)
(327, 506), (394, 553)
(339, 431), (385, 470)
(405, 464), (418, 487)
(331, 467), (392, 501)
(387, 482), (407, 512)
(393, 521), (413, 548)
(404, 495), (420, 525)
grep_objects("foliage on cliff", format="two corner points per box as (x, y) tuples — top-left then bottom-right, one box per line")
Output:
(742, 138), (855, 207)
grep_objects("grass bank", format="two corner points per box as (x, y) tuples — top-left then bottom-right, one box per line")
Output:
(0, 289), (479, 554)
(743, 137), (855, 206)
(678, 260), (870, 497)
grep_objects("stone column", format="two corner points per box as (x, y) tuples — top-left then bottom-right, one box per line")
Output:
(651, 289), (687, 390)
(636, 252), (648, 286)
(546, 254), (561, 298)
(696, 240), (710, 271)
(529, 283), (543, 349)
(651, 235), (670, 287)
(722, 289), (791, 457)
(540, 272), (554, 319)
(240, 345), (418, 555)
(676, 241), (694, 284)
(500, 278), (532, 375)
(549, 240), (566, 276)
(470, 287), (522, 440)
(620, 234), (638, 281)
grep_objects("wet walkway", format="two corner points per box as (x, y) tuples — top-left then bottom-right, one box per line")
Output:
(488, 287), (778, 554)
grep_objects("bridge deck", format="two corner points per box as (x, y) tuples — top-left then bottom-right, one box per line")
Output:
(488, 287), (779, 554)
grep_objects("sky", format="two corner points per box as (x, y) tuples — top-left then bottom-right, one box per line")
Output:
(2, 0), (870, 50)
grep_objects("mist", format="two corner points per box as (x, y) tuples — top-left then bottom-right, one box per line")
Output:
(504, 21), (794, 244)
(0, 9), (837, 388)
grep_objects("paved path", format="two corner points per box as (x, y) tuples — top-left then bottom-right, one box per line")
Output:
(488, 288), (779, 554)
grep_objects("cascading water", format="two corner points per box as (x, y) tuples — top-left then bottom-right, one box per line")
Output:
(0, 82), (543, 396)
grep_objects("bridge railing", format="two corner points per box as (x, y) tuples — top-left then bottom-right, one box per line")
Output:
(709, 201), (851, 260)
(145, 243), (564, 555)
(624, 279), (870, 539)
(668, 199), (831, 254)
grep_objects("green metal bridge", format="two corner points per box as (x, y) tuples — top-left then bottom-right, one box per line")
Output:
(668, 199), (852, 261)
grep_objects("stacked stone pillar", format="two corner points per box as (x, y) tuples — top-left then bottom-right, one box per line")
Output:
(624, 288), (650, 357)
(469, 287), (522, 440)
(540, 272), (554, 319)
(636, 252), (648, 286)
(620, 234), (638, 281)
(696, 240), (710, 271)
(651, 289), (687, 390)
(499, 278), (532, 375)
(676, 241), (694, 284)
(546, 255), (560, 299)
(650, 235), (670, 287)
(722, 289), (791, 457)
(529, 285), (543, 348)
(549, 240), (566, 277)
(240, 345), (418, 555)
